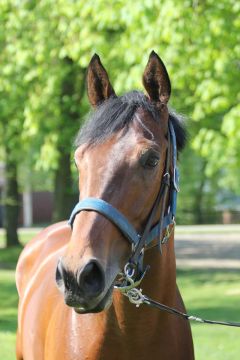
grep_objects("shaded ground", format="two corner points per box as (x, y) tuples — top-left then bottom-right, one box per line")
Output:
(1, 224), (240, 269)
(175, 225), (240, 269)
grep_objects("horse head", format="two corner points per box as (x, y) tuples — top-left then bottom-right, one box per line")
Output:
(55, 51), (183, 313)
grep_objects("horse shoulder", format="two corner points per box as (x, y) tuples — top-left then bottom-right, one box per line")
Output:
(16, 222), (71, 360)
(16, 221), (71, 298)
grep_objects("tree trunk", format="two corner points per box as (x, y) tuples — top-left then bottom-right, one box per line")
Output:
(193, 161), (207, 224)
(52, 58), (85, 222)
(53, 149), (73, 221)
(3, 151), (20, 247)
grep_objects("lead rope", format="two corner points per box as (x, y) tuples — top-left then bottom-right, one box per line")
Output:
(119, 274), (240, 328)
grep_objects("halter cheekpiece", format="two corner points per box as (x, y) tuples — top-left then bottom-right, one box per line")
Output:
(67, 120), (240, 328)
(68, 119), (179, 291)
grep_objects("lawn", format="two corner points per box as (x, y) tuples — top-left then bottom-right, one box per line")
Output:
(0, 269), (18, 360)
(178, 269), (240, 359)
(0, 230), (240, 359)
(0, 231), (37, 360)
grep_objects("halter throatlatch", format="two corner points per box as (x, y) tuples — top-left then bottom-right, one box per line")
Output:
(68, 120), (179, 291)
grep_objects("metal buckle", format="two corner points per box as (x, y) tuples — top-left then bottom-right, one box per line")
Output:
(131, 234), (141, 253)
(162, 218), (175, 244)
(163, 172), (170, 186)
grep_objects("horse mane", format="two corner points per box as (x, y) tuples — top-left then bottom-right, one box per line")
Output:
(75, 90), (187, 152)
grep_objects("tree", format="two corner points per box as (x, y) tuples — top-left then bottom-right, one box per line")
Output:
(0, 1), (25, 246)
(1, 0), (239, 240)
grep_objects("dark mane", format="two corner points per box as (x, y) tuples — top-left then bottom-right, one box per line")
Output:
(75, 91), (186, 152)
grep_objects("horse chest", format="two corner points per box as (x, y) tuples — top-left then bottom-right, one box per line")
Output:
(45, 308), (192, 360)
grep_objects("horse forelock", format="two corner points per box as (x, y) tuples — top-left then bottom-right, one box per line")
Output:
(75, 90), (186, 152)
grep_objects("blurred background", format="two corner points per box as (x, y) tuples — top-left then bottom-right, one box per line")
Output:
(0, 1), (239, 359)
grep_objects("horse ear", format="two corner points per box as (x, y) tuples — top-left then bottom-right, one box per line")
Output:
(87, 54), (116, 107)
(142, 51), (171, 105)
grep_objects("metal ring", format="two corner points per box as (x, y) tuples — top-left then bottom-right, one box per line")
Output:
(124, 263), (135, 278)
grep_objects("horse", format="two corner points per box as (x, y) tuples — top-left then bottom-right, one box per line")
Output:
(16, 51), (194, 360)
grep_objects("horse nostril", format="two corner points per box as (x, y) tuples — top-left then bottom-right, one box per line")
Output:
(78, 260), (105, 297)
(56, 260), (65, 287)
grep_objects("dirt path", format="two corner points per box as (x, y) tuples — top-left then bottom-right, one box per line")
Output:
(1, 225), (240, 269)
(175, 225), (240, 269)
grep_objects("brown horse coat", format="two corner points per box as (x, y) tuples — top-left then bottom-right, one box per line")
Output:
(16, 52), (194, 360)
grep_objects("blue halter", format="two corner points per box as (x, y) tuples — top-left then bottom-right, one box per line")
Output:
(68, 121), (179, 254)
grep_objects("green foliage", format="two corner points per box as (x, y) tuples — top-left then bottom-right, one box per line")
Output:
(0, 0), (239, 223)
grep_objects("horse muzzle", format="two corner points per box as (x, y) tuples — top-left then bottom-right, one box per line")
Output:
(56, 258), (109, 313)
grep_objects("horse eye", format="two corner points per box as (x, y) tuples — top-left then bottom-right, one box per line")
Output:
(146, 155), (159, 167)
(140, 150), (160, 169)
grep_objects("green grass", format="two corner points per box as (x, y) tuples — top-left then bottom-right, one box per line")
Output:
(0, 231), (39, 248)
(0, 230), (240, 359)
(0, 232), (36, 270)
(0, 270), (18, 360)
(177, 269), (240, 359)
(0, 231), (39, 360)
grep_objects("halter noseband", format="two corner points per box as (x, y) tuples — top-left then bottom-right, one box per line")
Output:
(68, 120), (179, 290)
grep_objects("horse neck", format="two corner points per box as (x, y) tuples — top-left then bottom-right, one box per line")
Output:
(140, 231), (176, 301)
(111, 232), (177, 332)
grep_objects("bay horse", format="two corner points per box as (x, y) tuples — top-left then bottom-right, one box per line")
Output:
(16, 51), (194, 360)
